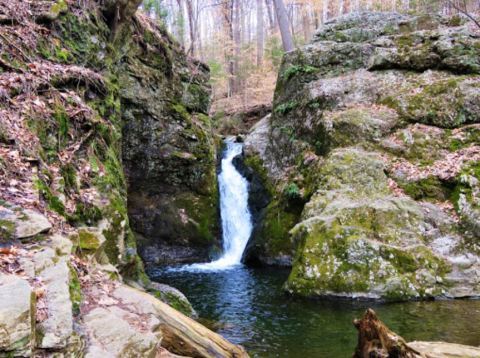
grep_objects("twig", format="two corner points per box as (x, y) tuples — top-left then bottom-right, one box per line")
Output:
(445, 0), (480, 29)
(0, 32), (32, 63)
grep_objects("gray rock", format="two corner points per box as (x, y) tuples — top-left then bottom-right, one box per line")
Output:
(148, 282), (197, 318)
(408, 341), (480, 357)
(0, 205), (51, 241)
(15, 209), (52, 239)
(84, 306), (159, 358)
(37, 256), (73, 349)
(0, 275), (35, 356)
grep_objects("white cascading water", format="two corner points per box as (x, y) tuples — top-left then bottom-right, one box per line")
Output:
(175, 140), (253, 271)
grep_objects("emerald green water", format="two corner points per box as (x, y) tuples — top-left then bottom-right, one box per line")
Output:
(151, 266), (480, 358)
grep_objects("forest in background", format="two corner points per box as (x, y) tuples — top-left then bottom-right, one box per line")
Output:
(141, 0), (480, 115)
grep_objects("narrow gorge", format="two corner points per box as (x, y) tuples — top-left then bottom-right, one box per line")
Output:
(0, 0), (480, 357)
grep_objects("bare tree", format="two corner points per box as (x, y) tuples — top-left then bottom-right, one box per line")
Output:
(444, 0), (480, 28)
(175, 0), (185, 47)
(338, 0), (344, 15)
(322, 0), (329, 23)
(273, 0), (294, 51)
(185, 0), (196, 56)
(257, 0), (264, 66)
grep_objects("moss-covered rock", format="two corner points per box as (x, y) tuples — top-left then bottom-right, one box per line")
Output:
(148, 282), (197, 318)
(285, 148), (453, 300)
(77, 228), (102, 251)
(380, 74), (480, 128)
(252, 13), (480, 302)
(120, 19), (219, 266)
(0, 204), (52, 241)
(452, 161), (480, 238)
(317, 106), (398, 153)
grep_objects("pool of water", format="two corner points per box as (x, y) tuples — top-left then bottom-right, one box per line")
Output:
(150, 266), (480, 358)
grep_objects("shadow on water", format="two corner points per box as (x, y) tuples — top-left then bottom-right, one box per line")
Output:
(150, 266), (480, 358)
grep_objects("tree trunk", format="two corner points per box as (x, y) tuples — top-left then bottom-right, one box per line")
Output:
(222, 1), (236, 97)
(354, 0), (360, 12)
(265, 0), (274, 29)
(273, 0), (294, 52)
(256, 0), (264, 66)
(339, 0), (344, 15)
(322, 0), (329, 24)
(301, 6), (310, 43)
(353, 309), (421, 358)
(233, 0), (241, 94)
(100, 0), (142, 39)
(175, 0), (185, 47)
(185, 0), (196, 56)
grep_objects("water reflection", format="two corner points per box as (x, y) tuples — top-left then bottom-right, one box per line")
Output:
(151, 266), (480, 358)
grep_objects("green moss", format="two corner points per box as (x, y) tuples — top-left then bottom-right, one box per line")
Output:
(55, 47), (71, 63)
(35, 178), (66, 216)
(53, 104), (69, 149)
(172, 103), (190, 120)
(282, 64), (318, 81)
(50, 0), (68, 16)
(77, 229), (101, 250)
(284, 183), (301, 200)
(244, 154), (272, 192)
(381, 77), (474, 128)
(174, 191), (219, 246)
(401, 176), (451, 201)
(197, 113), (210, 126)
(274, 101), (298, 116)
(60, 163), (77, 193)
(68, 264), (82, 316)
(260, 200), (299, 256)
(150, 289), (194, 317)
(184, 83), (210, 113)
(68, 202), (102, 226)
(101, 197), (127, 265)
(448, 126), (480, 152)
(0, 219), (15, 241)
(54, 11), (109, 68)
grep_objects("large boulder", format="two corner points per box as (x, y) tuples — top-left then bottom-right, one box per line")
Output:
(285, 148), (455, 300)
(243, 11), (480, 300)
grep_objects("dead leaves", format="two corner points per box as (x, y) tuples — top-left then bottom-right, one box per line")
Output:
(387, 146), (480, 182)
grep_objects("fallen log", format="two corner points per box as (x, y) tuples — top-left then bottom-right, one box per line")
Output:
(112, 285), (250, 358)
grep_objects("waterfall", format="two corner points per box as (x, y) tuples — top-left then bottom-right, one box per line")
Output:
(174, 139), (253, 271)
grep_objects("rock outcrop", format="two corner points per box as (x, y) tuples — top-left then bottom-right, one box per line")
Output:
(244, 12), (480, 300)
(0, 0), (244, 356)
(120, 20), (220, 266)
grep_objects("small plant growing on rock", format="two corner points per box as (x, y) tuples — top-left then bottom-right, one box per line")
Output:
(284, 183), (301, 201)
(274, 101), (298, 115)
(283, 64), (318, 81)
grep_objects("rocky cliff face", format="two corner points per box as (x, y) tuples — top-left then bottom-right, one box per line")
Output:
(244, 12), (480, 300)
(0, 0), (238, 356)
(120, 19), (220, 266)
